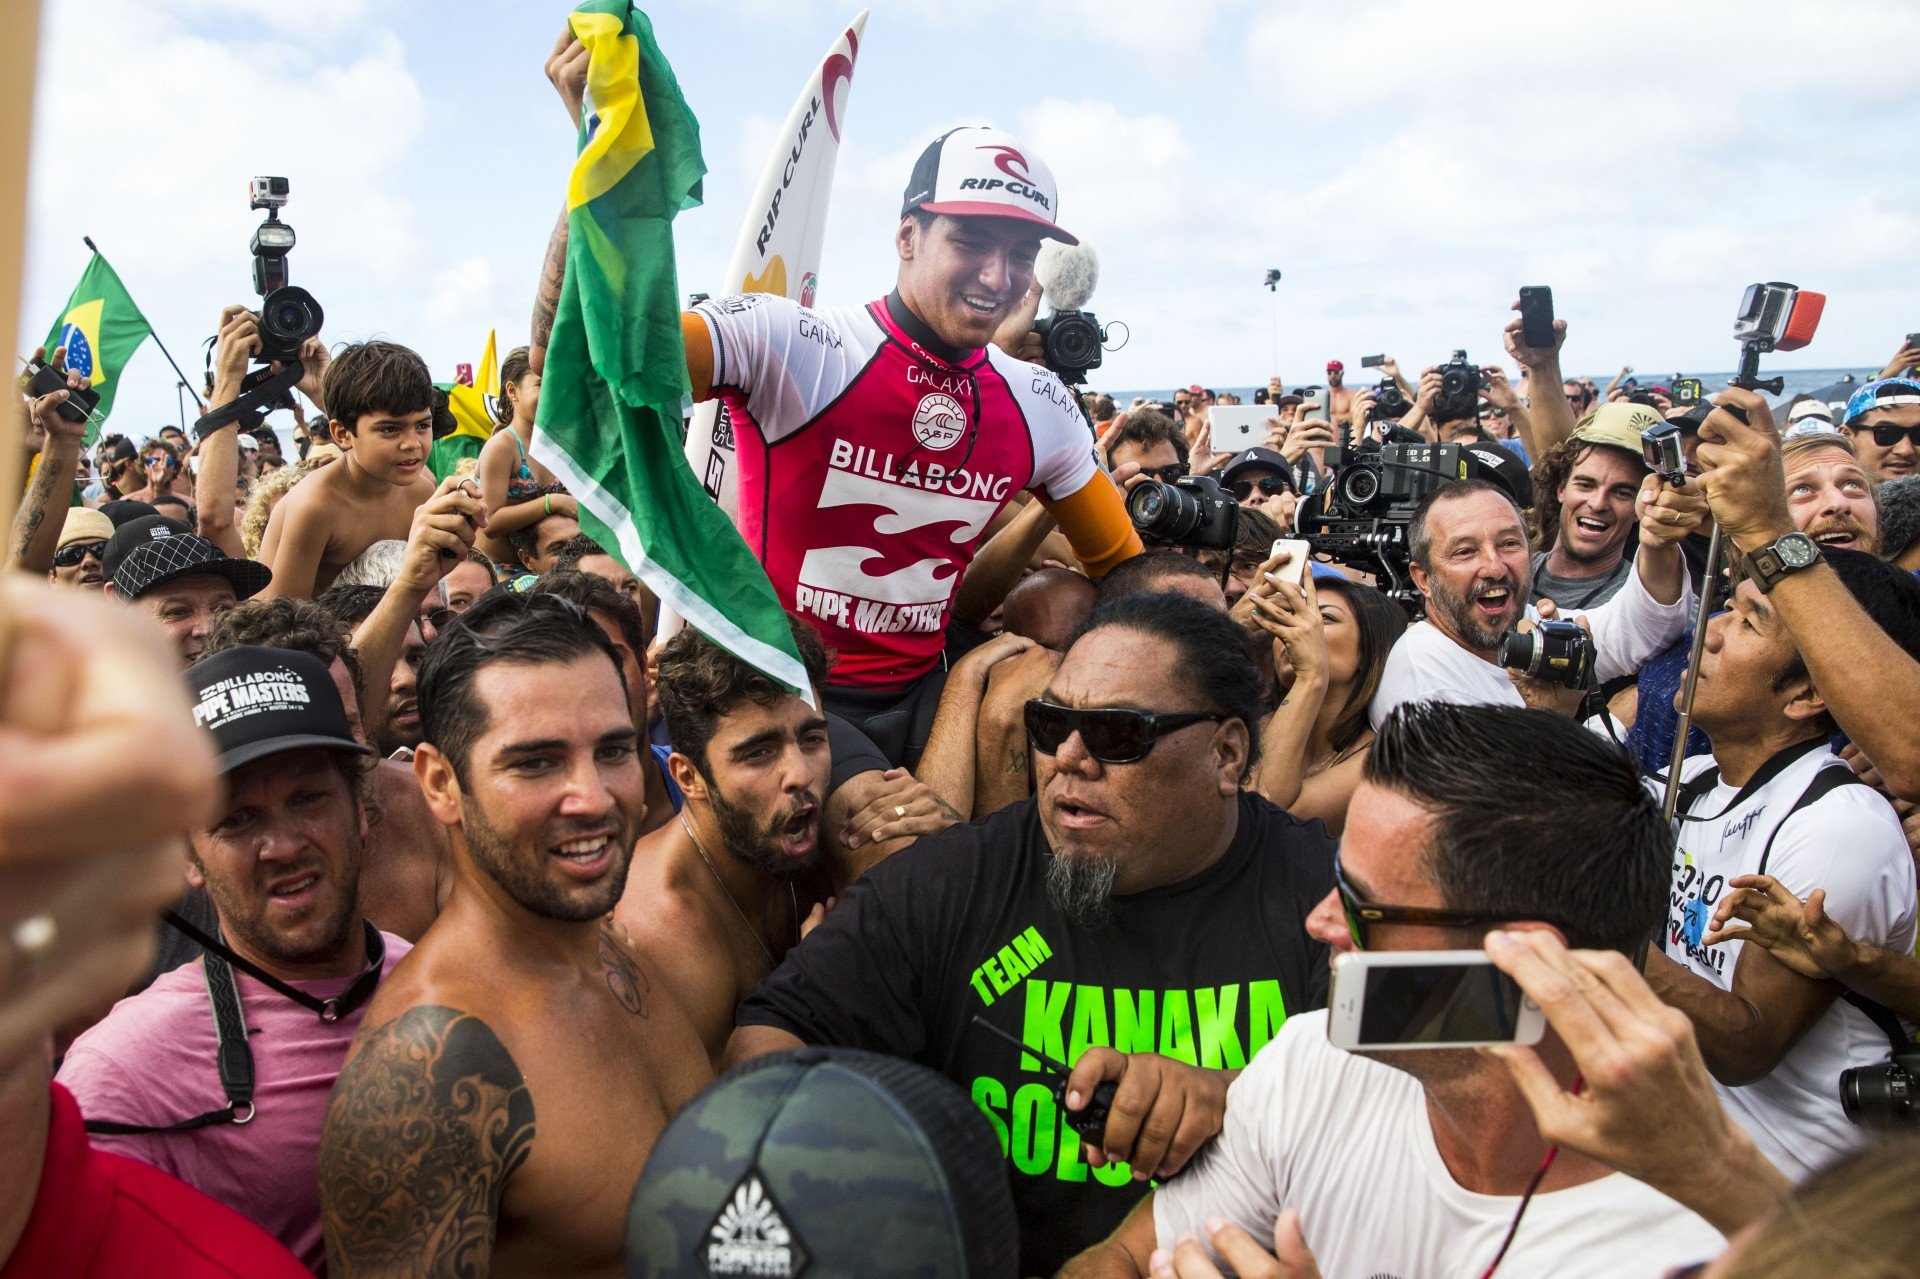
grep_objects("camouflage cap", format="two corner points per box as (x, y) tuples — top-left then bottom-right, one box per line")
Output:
(626, 1046), (1017, 1279)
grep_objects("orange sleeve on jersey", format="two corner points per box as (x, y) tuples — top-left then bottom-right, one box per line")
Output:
(682, 311), (714, 402)
(1038, 471), (1143, 578)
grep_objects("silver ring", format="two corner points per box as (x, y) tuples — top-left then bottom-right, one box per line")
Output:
(10, 913), (57, 979)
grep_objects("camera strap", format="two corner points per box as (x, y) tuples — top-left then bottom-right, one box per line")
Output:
(193, 360), (303, 444)
(82, 915), (384, 1138)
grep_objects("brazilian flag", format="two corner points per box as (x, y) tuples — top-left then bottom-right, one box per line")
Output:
(43, 252), (153, 442)
(529, 2), (806, 693)
(427, 330), (503, 480)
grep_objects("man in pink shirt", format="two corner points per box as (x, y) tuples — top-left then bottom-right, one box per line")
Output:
(58, 645), (409, 1274)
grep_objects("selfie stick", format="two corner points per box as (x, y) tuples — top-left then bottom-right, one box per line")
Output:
(1660, 334), (1788, 824)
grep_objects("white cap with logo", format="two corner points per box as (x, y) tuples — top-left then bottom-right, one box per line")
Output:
(900, 126), (1078, 245)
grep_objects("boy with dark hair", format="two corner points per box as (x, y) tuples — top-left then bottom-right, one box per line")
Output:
(258, 341), (441, 599)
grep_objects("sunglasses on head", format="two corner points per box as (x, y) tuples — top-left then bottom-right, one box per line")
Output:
(1229, 475), (1291, 501)
(1023, 698), (1224, 765)
(52, 540), (107, 567)
(1856, 422), (1920, 449)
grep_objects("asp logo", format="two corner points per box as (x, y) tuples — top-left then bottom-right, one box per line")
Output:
(978, 143), (1032, 183)
(911, 392), (966, 451)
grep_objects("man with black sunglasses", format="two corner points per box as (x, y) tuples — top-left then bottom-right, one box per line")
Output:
(1841, 376), (1920, 481)
(730, 593), (1333, 1275)
(1067, 703), (1721, 1278)
(1101, 407), (1189, 486)
(49, 507), (114, 590)
(1218, 447), (1297, 526)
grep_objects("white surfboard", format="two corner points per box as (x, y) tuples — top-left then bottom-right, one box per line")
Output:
(664, 9), (867, 641)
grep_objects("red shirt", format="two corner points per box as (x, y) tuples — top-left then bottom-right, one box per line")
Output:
(1, 1084), (309, 1279)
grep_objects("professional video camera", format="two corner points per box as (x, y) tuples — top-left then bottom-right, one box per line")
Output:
(1432, 349), (1483, 423)
(196, 177), (325, 441)
(1126, 473), (1238, 552)
(1841, 1045), (1920, 1128)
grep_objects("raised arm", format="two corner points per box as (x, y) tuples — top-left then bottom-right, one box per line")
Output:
(1503, 304), (1575, 454)
(321, 1006), (536, 1278)
(917, 632), (1038, 820)
(1707, 875), (1920, 1024)
(1035, 471), (1142, 579)
(8, 348), (89, 574)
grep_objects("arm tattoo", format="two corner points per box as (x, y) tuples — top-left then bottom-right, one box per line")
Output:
(529, 208), (569, 371)
(599, 925), (651, 1018)
(320, 1006), (536, 1278)
(7, 455), (62, 565)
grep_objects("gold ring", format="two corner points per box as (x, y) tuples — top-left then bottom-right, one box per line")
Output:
(894, 805), (907, 819)
(11, 913), (57, 979)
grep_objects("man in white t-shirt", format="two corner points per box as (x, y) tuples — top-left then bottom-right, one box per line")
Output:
(1061, 703), (1725, 1278)
(1369, 477), (1697, 727)
(1646, 545), (1920, 1181)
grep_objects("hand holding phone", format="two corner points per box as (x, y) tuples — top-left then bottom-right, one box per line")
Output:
(1327, 949), (1545, 1050)
(1518, 286), (1555, 349)
(1361, 354), (1386, 369)
(24, 360), (100, 427)
(1268, 539), (1310, 589)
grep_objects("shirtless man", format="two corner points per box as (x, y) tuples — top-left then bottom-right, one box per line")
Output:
(615, 621), (835, 1064)
(319, 592), (709, 1277)
(259, 340), (439, 598)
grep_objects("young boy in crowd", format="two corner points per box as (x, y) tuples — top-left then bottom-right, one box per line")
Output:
(258, 341), (441, 599)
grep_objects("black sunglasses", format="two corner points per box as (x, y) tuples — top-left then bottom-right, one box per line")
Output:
(1333, 853), (1539, 951)
(1857, 422), (1920, 449)
(1229, 475), (1291, 501)
(1023, 698), (1224, 765)
(1141, 462), (1190, 484)
(53, 540), (108, 567)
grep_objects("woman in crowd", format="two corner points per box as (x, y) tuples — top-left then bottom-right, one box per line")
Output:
(1243, 562), (1406, 834)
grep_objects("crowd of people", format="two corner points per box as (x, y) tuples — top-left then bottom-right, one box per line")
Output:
(7, 24), (1920, 1279)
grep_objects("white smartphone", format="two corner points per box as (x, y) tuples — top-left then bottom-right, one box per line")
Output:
(1268, 538), (1311, 588)
(1326, 950), (1545, 1050)
(1208, 405), (1275, 450)
(1299, 388), (1330, 421)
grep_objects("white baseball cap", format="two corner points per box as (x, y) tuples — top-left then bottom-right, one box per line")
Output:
(900, 126), (1077, 244)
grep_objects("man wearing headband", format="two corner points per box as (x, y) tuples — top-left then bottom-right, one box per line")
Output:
(1841, 377), (1920, 482)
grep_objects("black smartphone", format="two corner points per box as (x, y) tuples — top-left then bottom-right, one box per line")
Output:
(1361, 354), (1386, 369)
(1518, 286), (1555, 348)
(24, 361), (101, 426)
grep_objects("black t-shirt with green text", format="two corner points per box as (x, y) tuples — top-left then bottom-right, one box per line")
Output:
(736, 793), (1334, 1275)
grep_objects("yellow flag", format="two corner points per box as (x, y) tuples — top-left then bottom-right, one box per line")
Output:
(477, 328), (500, 398)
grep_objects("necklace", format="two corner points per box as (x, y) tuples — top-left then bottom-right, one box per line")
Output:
(680, 813), (798, 968)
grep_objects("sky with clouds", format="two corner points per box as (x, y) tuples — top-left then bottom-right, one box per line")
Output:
(18, 0), (1918, 438)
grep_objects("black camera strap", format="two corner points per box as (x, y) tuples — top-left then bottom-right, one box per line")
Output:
(193, 360), (303, 444)
(82, 915), (383, 1138)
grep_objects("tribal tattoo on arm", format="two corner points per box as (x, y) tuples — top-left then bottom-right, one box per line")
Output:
(320, 1006), (536, 1279)
(528, 207), (569, 375)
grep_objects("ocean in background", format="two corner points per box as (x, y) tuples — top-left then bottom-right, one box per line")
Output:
(1106, 367), (1885, 412)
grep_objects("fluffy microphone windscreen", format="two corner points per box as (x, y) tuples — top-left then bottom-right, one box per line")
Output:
(1035, 242), (1099, 311)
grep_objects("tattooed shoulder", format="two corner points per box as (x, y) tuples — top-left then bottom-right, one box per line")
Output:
(320, 1005), (535, 1278)
(599, 923), (652, 1018)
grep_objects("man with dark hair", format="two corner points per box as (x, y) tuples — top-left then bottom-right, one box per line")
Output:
(532, 568), (678, 826)
(315, 581), (428, 758)
(1002, 566), (1096, 651)
(1647, 546), (1919, 1182)
(258, 340), (440, 598)
(727, 592), (1334, 1275)
(553, 532), (648, 613)
(1371, 476), (1695, 725)
(320, 592), (710, 1278)
(1066, 702), (1722, 1278)
(505, 508), (579, 575)
(614, 620), (837, 1062)
(1528, 403), (1657, 609)
(60, 647), (404, 1273)
(206, 597), (450, 943)
(1841, 376), (1920, 482)
(1102, 408), (1189, 481)
(1091, 548), (1227, 610)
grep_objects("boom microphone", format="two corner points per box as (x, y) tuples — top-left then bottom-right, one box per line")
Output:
(1036, 241), (1099, 311)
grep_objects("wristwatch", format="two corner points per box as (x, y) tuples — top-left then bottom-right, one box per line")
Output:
(1744, 531), (1821, 593)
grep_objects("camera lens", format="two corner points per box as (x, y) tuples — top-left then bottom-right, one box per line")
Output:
(259, 286), (324, 350)
(1499, 630), (1537, 676)
(1840, 1062), (1915, 1128)
(1339, 464), (1382, 511)
(1126, 479), (1200, 543)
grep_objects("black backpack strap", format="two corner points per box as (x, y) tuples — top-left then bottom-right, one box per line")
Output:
(1755, 763), (1867, 878)
(1672, 765), (1722, 824)
(84, 948), (255, 1136)
(1845, 991), (1914, 1056)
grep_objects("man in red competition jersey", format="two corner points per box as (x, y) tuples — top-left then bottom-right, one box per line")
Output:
(532, 104), (1141, 764)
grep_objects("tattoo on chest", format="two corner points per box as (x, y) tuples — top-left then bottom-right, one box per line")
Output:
(319, 1006), (535, 1276)
(599, 929), (652, 1018)
(1007, 744), (1028, 777)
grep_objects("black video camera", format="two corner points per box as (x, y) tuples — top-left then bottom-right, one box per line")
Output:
(1034, 309), (1106, 386)
(1126, 473), (1239, 552)
(1500, 619), (1595, 690)
(1840, 1045), (1920, 1128)
(1433, 349), (1483, 423)
(248, 176), (324, 367)
(1670, 376), (1705, 408)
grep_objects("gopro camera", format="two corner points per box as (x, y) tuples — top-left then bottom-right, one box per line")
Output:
(1642, 421), (1688, 486)
(245, 176), (323, 365)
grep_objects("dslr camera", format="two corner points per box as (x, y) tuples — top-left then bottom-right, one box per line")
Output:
(1126, 473), (1238, 552)
(1840, 1045), (1920, 1128)
(1368, 378), (1411, 423)
(1034, 308), (1106, 386)
(248, 176), (324, 367)
(1432, 349), (1483, 423)
(1500, 619), (1595, 690)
